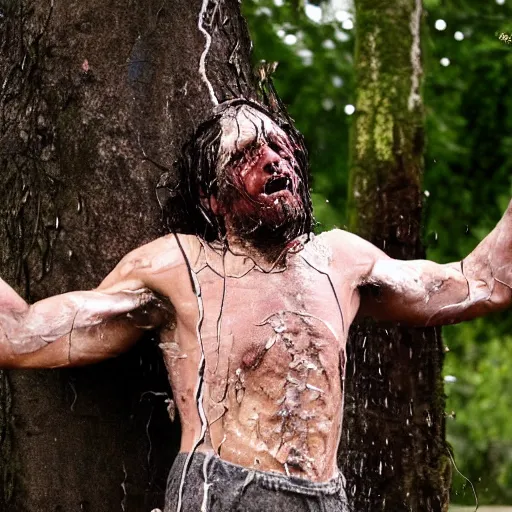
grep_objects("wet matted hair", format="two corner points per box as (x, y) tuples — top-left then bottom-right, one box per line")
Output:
(157, 88), (313, 242)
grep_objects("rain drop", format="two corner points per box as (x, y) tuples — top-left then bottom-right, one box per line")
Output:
(297, 49), (313, 66)
(342, 19), (354, 30)
(284, 34), (297, 45)
(334, 10), (351, 22)
(435, 19), (447, 31)
(305, 3), (322, 23)
(322, 98), (335, 111)
(344, 104), (355, 115)
(332, 76), (344, 88)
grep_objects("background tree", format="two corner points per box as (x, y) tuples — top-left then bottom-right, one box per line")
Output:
(341, 0), (451, 510)
(0, 0), (255, 510)
(245, 0), (512, 507)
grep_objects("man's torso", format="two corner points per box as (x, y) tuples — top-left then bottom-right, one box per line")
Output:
(143, 233), (363, 482)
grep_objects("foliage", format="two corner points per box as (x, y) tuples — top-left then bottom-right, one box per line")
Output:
(424, 0), (512, 504)
(244, 0), (512, 505)
(244, 0), (355, 230)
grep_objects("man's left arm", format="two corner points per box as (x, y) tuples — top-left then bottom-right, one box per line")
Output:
(357, 200), (511, 326)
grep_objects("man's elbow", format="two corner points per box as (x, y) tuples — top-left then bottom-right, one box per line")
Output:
(491, 281), (512, 312)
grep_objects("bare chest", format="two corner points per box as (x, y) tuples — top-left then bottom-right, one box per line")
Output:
(196, 256), (346, 388)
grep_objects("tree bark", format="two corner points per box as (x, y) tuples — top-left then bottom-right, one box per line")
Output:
(0, 1), (255, 510)
(340, 1), (452, 511)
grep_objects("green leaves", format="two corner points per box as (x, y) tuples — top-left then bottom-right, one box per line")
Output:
(244, 0), (355, 230)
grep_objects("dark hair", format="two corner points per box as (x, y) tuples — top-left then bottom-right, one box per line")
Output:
(157, 98), (313, 242)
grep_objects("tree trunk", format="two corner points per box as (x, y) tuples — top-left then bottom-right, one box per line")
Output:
(339, 1), (452, 511)
(0, 1), (255, 510)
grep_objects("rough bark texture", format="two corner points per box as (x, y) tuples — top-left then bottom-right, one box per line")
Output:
(0, 1), (255, 510)
(340, 1), (452, 511)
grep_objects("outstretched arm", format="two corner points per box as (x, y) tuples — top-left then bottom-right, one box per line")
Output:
(355, 200), (512, 326)
(0, 249), (168, 368)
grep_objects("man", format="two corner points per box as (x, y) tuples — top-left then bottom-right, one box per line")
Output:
(0, 99), (510, 512)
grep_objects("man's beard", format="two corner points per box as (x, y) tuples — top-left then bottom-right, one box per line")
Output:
(222, 192), (308, 257)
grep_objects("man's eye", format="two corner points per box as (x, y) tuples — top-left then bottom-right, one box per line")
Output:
(228, 152), (245, 165)
(269, 141), (292, 160)
(268, 141), (282, 154)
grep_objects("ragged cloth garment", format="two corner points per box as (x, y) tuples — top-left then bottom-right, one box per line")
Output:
(164, 451), (350, 512)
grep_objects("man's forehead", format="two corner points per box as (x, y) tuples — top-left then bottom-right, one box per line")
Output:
(219, 105), (286, 151)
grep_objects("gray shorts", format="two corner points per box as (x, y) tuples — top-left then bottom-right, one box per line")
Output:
(164, 451), (350, 512)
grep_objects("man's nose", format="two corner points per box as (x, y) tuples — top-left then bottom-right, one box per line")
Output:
(260, 146), (281, 174)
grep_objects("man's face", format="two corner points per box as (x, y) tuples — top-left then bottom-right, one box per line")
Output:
(214, 106), (305, 240)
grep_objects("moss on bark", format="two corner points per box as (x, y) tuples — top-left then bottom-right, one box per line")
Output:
(340, 1), (451, 511)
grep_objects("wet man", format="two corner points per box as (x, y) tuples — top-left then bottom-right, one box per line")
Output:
(0, 99), (511, 512)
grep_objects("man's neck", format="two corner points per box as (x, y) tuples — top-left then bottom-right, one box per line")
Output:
(222, 230), (290, 271)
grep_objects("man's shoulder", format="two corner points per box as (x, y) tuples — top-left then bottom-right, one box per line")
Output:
(314, 228), (372, 252)
(117, 234), (201, 278)
(311, 229), (385, 277)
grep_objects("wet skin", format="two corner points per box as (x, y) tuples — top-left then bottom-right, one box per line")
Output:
(160, 233), (353, 481)
(0, 108), (511, 483)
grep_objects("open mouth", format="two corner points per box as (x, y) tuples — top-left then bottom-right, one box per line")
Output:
(263, 175), (293, 195)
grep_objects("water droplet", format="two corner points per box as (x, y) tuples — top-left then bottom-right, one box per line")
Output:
(341, 19), (353, 30)
(344, 104), (355, 115)
(332, 76), (344, 88)
(305, 3), (322, 23)
(435, 19), (447, 31)
(322, 98), (334, 111)
(322, 39), (335, 50)
(284, 34), (297, 45)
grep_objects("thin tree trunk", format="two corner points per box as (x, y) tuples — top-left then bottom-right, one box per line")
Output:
(340, 1), (451, 511)
(0, 1), (255, 510)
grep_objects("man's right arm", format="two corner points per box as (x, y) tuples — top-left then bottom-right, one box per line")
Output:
(0, 278), (162, 369)
(0, 235), (184, 369)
